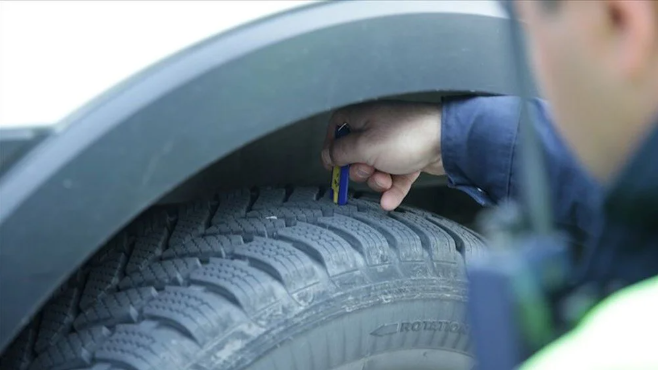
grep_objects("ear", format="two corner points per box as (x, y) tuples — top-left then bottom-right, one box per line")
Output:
(606, 0), (657, 79)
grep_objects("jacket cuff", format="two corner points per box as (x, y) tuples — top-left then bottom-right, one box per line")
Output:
(440, 96), (522, 206)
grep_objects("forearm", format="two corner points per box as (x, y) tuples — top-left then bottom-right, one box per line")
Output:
(440, 96), (603, 239)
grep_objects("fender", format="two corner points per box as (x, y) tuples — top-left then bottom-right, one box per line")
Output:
(0, 1), (525, 351)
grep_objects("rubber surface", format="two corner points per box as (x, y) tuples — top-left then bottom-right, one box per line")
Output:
(0, 187), (484, 370)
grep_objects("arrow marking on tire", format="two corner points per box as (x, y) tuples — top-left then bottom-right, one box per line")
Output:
(370, 323), (399, 337)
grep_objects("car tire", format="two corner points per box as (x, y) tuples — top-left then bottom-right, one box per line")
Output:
(0, 186), (484, 370)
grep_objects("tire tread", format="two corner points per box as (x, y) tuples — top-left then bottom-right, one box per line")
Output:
(3, 187), (484, 370)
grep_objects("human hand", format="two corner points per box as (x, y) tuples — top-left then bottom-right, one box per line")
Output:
(321, 101), (444, 210)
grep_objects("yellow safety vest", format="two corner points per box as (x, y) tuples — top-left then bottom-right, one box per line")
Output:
(520, 275), (658, 370)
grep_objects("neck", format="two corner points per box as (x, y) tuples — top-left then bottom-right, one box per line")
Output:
(605, 113), (658, 229)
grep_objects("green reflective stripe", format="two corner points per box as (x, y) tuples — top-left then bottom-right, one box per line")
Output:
(520, 275), (658, 370)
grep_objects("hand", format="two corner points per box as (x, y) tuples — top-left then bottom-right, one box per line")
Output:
(321, 101), (444, 211)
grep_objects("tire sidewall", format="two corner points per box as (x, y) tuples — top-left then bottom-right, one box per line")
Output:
(200, 279), (474, 370)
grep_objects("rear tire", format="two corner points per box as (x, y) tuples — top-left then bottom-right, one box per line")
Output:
(0, 187), (484, 370)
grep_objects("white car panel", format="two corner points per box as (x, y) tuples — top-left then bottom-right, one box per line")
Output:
(0, 0), (503, 128)
(0, 1), (314, 127)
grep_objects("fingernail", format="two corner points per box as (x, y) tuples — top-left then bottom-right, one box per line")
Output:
(357, 168), (370, 178)
(321, 149), (332, 166)
(374, 177), (386, 188)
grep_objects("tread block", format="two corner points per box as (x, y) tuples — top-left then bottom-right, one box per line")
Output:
(88, 234), (130, 268)
(284, 200), (358, 217)
(94, 325), (184, 370)
(317, 198), (359, 216)
(212, 189), (251, 224)
(51, 270), (86, 298)
(287, 187), (320, 202)
(118, 258), (201, 290)
(125, 228), (168, 275)
(80, 252), (127, 310)
(161, 234), (242, 260)
(281, 201), (333, 217)
(88, 364), (114, 370)
(127, 209), (172, 237)
(234, 237), (320, 293)
(0, 321), (38, 370)
(427, 216), (485, 260)
(206, 218), (286, 239)
(169, 201), (215, 247)
(398, 205), (434, 217)
(30, 326), (111, 370)
(352, 212), (425, 262)
(65, 270), (88, 291)
(143, 287), (242, 345)
(391, 212), (458, 263)
(349, 198), (385, 212)
(246, 207), (322, 224)
(189, 259), (282, 315)
(276, 223), (362, 277)
(317, 216), (391, 266)
(35, 288), (80, 353)
(251, 188), (286, 210)
(73, 287), (158, 331)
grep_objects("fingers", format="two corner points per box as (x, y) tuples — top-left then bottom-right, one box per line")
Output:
(322, 108), (350, 161)
(321, 149), (333, 171)
(323, 133), (373, 167)
(367, 171), (392, 192)
(322, 108), (364, 169)
(322, 105), (375, 169)
(349, 163), (374, 182)
(380, 172), (420, 211)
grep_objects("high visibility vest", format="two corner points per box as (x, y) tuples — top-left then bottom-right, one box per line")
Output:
(520, 275), (658, 370)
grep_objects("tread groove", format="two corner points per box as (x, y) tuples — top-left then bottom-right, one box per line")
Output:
(316, 215), (391, 266)
(125, 228), (168, 275)
(0, 319), (39, 370)
(283, 185), (294, 203)
(35, 288), (81, 354)
(118, 258), (201, 290)
(142, 286), (243, 346)
(169, 201), (217, 247)
(161, 234), (241, 261)
(247, 187), (258, 213)
(426, 216), (484, 261)
(353, 212), (425, 262)
(390, 212), (458, 262)
(73, 287), (159, 332)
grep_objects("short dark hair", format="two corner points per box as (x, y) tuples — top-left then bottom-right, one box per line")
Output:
(497, 0), (560, 17)
(538, 0), (560, 13)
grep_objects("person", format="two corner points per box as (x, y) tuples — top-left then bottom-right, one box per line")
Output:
(321, 1), (658, 368)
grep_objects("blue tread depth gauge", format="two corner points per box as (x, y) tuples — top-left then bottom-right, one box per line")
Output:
(331, 123), (351, 205)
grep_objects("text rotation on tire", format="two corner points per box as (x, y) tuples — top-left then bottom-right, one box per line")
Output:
(0, 187), (484, 370)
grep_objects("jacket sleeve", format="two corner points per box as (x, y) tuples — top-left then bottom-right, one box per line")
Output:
(440, 96), (603, 239)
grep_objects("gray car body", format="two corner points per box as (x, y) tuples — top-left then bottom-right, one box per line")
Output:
(0, 1), (525, 353)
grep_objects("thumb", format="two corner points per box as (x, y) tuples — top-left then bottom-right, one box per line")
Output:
(324, 133), (374, 167)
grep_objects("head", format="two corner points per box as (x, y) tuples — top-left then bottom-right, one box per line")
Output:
(515, 0), (658, 182)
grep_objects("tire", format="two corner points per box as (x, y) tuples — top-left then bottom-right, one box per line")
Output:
(0, 186), (484, 370)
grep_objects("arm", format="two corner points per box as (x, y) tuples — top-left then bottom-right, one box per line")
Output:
(321, 96), (602, 240)
(441, 96), (603, 239)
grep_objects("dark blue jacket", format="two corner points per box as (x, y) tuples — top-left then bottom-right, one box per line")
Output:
(442, 96), (603, 240)
(441, 96), (658, 286)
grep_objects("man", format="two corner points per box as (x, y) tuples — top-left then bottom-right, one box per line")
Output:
(321, 1), (658, 368)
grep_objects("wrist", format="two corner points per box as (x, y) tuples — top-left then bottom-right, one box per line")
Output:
(422, 103), (444, 176)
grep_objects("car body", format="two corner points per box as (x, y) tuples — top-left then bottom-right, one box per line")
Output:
(0, 0), (521, 360)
